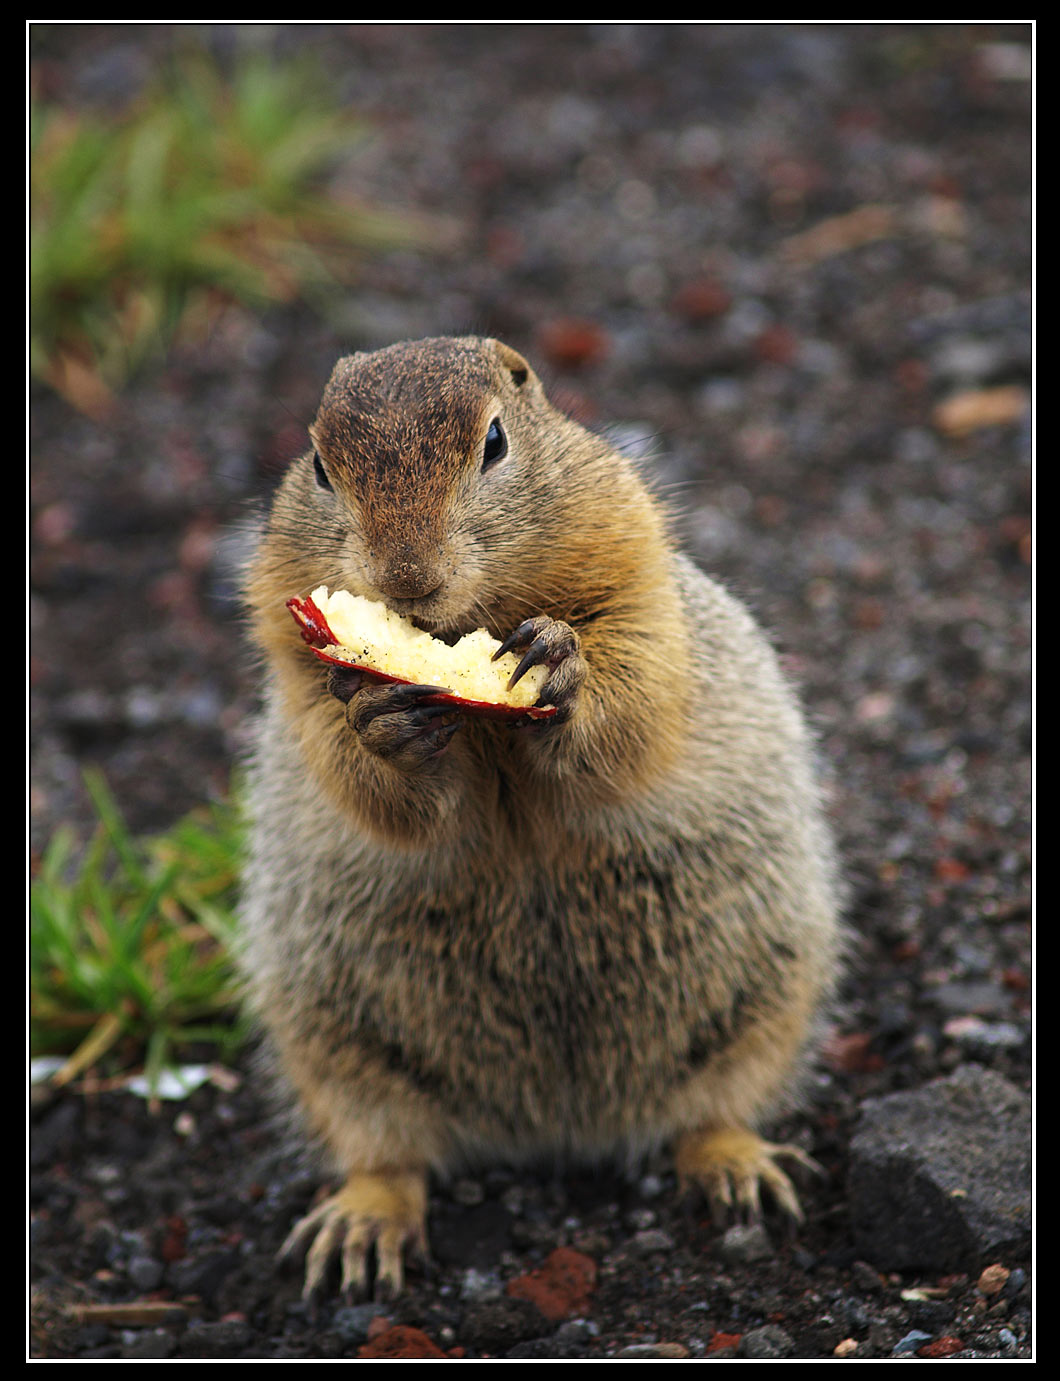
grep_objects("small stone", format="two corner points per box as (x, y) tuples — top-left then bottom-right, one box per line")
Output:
(834, 1338), (859, 1357)
(851, 1260), (885, 1292)
(460, 1295), (549, 1351)
(357, 1325), (447, 1359)
(892, 1330), (933, 1356)
(943, 1016), (1026, 1054)
(126, 1254), (164, 1292)
(119, 1330), (177, 1360)
(707, 1330), (743, 1355)
(917, 1336), (966, 1358)
(718, 1221), (772, 1264)
(977, 1263), (1010, 1296)
(932, 385), (1028, 438)
(460, 1266), (503, 1302)
(330, 1303), (389, 1344)
(555, 1319), (597, 1344)
(505, 1246), (598, 1322)
(738, 1324), (796, 1358)
(839, 1297), (875, 1332)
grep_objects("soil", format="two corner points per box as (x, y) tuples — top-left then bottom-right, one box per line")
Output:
(30, 23), (1032, 1360)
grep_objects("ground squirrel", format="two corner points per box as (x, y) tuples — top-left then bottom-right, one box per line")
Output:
(241, 335), (841, 1299)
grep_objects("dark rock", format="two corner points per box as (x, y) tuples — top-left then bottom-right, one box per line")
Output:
(460, 1295), (550, 1351)
(848, 1065), (1030, 1271)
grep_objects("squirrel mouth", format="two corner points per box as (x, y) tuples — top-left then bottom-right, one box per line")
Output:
(410, 615), (462, 646)
(380, 586), (482, 644)
(399, 605), (461, 643)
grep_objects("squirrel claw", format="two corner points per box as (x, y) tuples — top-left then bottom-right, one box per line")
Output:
(507, 636), (552, 691)
(674, 1127), (821, 1225)
(280, 1170), (428, 1301)
(495, 615), (584, 711)
(492, 619), (539, 663)
(353, 683), (454, 719)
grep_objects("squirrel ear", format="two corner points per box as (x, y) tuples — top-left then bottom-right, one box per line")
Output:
(491, 340), (532, 389)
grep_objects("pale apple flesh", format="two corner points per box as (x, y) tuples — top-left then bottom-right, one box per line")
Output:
(287, 587), (557, 720)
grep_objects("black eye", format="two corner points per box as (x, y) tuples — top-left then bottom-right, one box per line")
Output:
(313, 452), (332, 491)
(482, 419), (508, 471)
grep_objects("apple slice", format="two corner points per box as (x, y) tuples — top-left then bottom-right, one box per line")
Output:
(286, 587), (557, 720)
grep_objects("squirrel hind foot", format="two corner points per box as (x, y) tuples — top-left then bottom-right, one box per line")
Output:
(279, 1169), (429, 1301)
(674, 1126), (821, 1225)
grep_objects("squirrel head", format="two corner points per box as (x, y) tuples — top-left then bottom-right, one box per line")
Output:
(299, 336), (583, 633)
(254, 334), (659, 645)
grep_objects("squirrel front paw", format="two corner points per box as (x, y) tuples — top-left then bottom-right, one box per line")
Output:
(493, 615), (586, 723)
(328, 670), (462, 769)
(280, 1169), (429, 1301)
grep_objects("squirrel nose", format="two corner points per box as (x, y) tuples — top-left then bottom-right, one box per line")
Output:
(375, 558), (443, 602)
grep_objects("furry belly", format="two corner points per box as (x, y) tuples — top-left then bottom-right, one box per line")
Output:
(332, 877), (771, 1157)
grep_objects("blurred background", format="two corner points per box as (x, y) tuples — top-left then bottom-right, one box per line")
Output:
(30, 15), (1033, 1056)
(30, 22), (1031, 848)
(29, 22), (1032, 1358)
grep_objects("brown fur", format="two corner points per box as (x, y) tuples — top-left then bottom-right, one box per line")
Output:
(240, 336), (841, 1296)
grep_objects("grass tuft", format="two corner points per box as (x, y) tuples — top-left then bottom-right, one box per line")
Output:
(30, 770), (246, 1099)
(30, 38), (420, 414)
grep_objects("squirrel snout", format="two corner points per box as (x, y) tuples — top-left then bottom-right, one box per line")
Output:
(372, 557), (444, 603)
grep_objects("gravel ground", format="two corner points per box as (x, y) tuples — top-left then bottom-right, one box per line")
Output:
(30, 24), (1032, 1359)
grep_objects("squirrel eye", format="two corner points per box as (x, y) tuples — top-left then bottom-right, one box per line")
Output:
(482, 418), (508, 471)
(313, 452), (332, 491)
